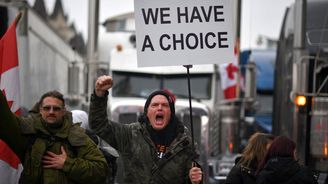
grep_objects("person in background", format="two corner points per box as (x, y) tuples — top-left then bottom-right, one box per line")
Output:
(256, 136), (318, 184)
(225, 132), (275, 184)
(72, 110), (90, 129)
(89, 75), (203, 184)
(72, 109), (119, 184)
(0, 90), (108, 184)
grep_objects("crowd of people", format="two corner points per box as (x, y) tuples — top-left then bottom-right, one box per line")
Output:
(0, 75), (202, 184)
(0, 74), (322, 184)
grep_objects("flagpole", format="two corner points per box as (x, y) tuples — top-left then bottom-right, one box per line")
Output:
(235, 0), (241, 98)
(14, 12), (23, 25)
(183, 65), (195, 150)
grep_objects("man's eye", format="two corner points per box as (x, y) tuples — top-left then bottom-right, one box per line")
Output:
(41, 106), (62, 112)
(53, 107), (62, 111)
(43, 106), (51, 111)
(162, 104), (169, 107)
(151, 104), (158, 107)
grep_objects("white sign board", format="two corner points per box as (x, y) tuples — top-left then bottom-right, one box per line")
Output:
(134, 0), (235, 67)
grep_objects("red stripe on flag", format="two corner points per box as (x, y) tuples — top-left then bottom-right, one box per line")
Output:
(224, 85), (236, 99)
(0, 140), (20, 169)
(0, 20), (19, 74)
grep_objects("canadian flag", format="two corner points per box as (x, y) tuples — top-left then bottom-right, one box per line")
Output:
(219, 42), (240, 99)
(0, 14), (23, 184)
(219, 61), (239, 99)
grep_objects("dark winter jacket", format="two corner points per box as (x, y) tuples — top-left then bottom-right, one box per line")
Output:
(225, 157), (258, 184)
(256, 157), (318, 184)
(89, 93), (199, 184)
(0, 91), (109, 184)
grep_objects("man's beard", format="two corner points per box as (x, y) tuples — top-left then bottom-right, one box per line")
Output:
(45, 117), (64, 128)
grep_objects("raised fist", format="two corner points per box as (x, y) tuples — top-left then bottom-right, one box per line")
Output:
(95, 75), (113, 97)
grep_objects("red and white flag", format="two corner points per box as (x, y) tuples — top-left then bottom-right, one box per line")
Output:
(219, 42), (240, 99)
(219, 61), (239, 99)
(0, 13), (23, 184)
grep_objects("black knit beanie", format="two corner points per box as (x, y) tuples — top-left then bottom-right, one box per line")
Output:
(143, 90), (175, 119)
(141, 90), (178, 147)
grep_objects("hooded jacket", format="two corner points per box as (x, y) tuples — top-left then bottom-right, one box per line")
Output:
(89, 92), (199, 184)
(0, 91), (108, 184)
(225, 157), (258, 184)
(256, 157), (318, 184)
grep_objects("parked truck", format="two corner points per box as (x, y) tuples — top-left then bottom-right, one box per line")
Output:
(273, 0), (328, 183)
(240, 49), (276, 135)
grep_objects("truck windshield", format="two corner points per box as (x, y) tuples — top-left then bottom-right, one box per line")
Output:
(112, 71), (212, 100)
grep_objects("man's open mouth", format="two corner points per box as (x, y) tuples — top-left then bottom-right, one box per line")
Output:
(156, 114), (164, 122)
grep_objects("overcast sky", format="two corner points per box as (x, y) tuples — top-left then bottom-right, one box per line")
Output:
(241, 0), (293, 49)
(27, 0), (293, 50)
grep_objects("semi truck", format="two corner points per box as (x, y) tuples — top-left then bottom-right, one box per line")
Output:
(273, 0), (328, 183)
(240, 49), (276, 135)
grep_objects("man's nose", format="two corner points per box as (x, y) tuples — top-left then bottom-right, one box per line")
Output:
(48, 107), (57, 113)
